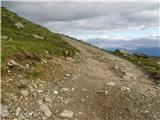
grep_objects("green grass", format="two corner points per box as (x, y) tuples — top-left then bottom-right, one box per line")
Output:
(1, 7), (78, 65)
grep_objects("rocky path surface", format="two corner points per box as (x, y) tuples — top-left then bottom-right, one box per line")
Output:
(1, 36), (160, 120)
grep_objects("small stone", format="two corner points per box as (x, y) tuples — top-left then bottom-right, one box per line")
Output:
(106, 81), (115, 87)
(15, 22), (24, 29)
(38, 90), (44, 93)
(82, 89), (88, 91)
(64, 99), (71, 104)
(104, 90), (109, 95)
(32, 34), (44, 39)
(42, 116), (47, 120)
(39, 104), (52, 117)
(53, 91), (58, 94)
(16, 107), (21, 116)
(7, 59), (23, 68)
(65, 74), (70, 77)
(121, 87), (131, 92)
(0, 105), (9, 117)
(20, 90), (29, 96)
(60, 110), (74, 118)
(71, 88), (75, 91)
(1, 36), (8, 39)
(66, 57), (75, 62)
(80, 99), (85, 102)
(45, 96), (52, 103)
(61, 88), (69, 92)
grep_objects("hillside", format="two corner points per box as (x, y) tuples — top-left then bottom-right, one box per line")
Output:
(1, 7), (160, 120)
(1, 7), (77, 66)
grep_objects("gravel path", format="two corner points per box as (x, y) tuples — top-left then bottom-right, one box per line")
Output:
(1, 36), (160, 120)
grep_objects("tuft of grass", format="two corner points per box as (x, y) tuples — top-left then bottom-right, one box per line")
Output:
(1, 7), (78, 65)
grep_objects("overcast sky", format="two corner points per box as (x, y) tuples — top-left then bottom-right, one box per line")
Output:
(2, 1), (160, 49)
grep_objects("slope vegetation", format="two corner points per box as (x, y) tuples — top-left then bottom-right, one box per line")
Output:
(1, 7), (77, 64)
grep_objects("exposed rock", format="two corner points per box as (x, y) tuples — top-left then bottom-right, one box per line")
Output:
(32, 34), (44, 39)
(45, 96), (52, 103)
(7, 59), (23, 68)
(106, 81), (115, 87)
(65, 74), (70, 77)
(61, 88), (69, 92)
(123, 72), (136, 80)
(104, 90), (109, 95)
(66, 57), (75, 62)
(39, 103), (52, 117)
(121, 87), (131, 92)
(38, 90), (44, 93)
(1, 36), (8, 39)
(0, 105), (9, 117)
(15, 22), (24, 29)
(20, 90), (29, 97)
(53, 91), (58, 94)
(16, 107), (21, 116)
(60, 110), (74, 119)
(41, 59), (47, 64)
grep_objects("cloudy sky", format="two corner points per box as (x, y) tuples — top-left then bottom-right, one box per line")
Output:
(2, 1), (160, 50)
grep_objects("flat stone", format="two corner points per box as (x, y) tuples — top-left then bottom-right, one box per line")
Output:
(65, 74), (70, 77)
(39, 104), (52, 117)
(15, 22), (24, 29)
(53, 91), (58, 94)
(45, 96), (52, 103)
(0, 105), (9, 117)
(106, 81), (115, 87)
(20, 90), (29, 96)
(16, 107), (21, 116)
(121, 87), (131, 92)
(60, 110), (74, 118)
(104, 90), (109, 95)
(2, 36), (8, 39)
(61, 88), (69, 92)
(32, 34), (44, 39)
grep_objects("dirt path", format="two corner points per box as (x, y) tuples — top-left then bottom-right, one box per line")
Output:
(1, 36), (160, 120)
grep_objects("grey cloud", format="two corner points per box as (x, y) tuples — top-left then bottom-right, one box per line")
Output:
(2, 1), (159, 40)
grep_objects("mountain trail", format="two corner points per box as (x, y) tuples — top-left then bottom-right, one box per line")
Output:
(1, 36), (160, 120)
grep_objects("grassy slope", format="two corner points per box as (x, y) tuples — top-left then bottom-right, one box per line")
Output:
(1, 7), (78, 64)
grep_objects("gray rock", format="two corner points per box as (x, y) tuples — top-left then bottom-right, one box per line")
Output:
(60, 110), (74, 118)
(0, 105), (9, 117)
(45, 96), (52, 103)
(1, 36), (8, 39)
(106, 81), (115, 87)
(20, 90), (29, 97)
(104, 90), (109, 95)
(65, 74), (70, 77)
(39, 103), (52, 117)
(53, 91), (58, 94)
(16, 107), (21, 116)
(15, 22), (24, 29)
(32, 34), (44, 39)
(121, 87), (131, 92)
(8, 59), (23, 68)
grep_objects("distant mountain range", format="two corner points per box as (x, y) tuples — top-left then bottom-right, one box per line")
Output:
(105, 47), (160, 57)
(132, 47), (160, 57)
(87, 37), (160, 57)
